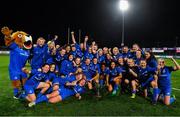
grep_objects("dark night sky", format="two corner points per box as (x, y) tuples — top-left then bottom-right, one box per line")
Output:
(0, 0), (180, 48)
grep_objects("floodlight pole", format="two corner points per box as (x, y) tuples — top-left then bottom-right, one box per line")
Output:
(79, 29), (81, 44)
(121, 11), (125, 47)
(68, 27), (70, 44)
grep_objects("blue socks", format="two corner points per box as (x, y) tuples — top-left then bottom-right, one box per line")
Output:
(99, 80), (104, 87)
(35, 95), (48, 104)
(13, 88), (19, 96)
(152, 88), (158, 102)
(37, 92), (43, 98)
(46, 87), (53, 94)
(170, 97), (175, 104)
(132, 90), (136, 94)
(114, 84), (119, 91)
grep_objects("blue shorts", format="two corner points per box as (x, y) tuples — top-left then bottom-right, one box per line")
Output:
(159, 87), (171, 96)
(58, 88), (74, 100)
(24, 82), (40, 94)
(60, 92), (70, 100)
(9, 71), (27, 81)
(52, 78), (60, 85)
(84, 75), (92, 81)
(141, 77), (154, 88)
(109, 77), (116, 84)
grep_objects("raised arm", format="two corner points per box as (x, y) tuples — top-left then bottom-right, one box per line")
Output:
(71, 31), (77, 44)
(1, 27), (13, 46)
(171, 57), (180, 70)
(84, 36), (89, 50)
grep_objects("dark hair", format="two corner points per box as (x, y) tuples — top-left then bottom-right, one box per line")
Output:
(140, 59), (146, 62)
(42, 63), (49, 67)
(50, 63), (56, 66)
(145, 50), (157, 61)
(67, 53), (73, 58)
(101, 62), (106, 67)
(109, 61), (117, 69)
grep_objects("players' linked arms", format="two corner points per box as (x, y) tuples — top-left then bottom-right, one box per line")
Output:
(171, 57), (180, 70)
(129, 68), (138, 77)
(1, 27), (14, 46)
(106, 75), (109, 86)
(157, 65), (161, 75)
(115, 74), (122, 79)
(66, 81), (77, 86)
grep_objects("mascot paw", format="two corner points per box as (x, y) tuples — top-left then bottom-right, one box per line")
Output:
(1, 26), (13, 36)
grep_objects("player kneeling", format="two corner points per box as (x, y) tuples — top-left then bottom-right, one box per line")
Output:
(157, 57), (180, 105)
(123, 59), (139, 98)
(138, 60), (158, 104)
(23, 63), (51, 103)
(28, 78), (86, 107)
(106, 61), (122, 96)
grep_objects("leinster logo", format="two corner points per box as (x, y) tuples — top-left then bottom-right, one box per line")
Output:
(162, 69), (166, 74)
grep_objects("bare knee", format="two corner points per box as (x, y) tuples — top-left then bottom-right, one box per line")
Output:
(48, 96), (62, 103)
(151, 81), (157, 88)
(131, 80), (135, 86)
(124, 79), (129, 84)
(22, 78), (27, 85)
(53, 85), (59, 91)
(108, 85), (113, 92)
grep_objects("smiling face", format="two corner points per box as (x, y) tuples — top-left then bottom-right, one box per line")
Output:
(60, 49), (66, 56)
(122, 46), (128, 53)
(136, 50), (142, 58)
(158, 58), (165, 68)
(85, 58), (91, 65)
(50, 64), (56, 72)
(110, 62), (116, 69)
(68, 54), (74, 61)
(66, 46), (71, 53)
(76, 73), (83, 80)
(79, 78), (86, 86)
(71, 45), (76, 51)
(145, 51), (151, 59)
(127, 59), (135, 67)
(132, 44), (139, 52)
(118, 57), (124, 65)
(103, 47), (108, 54)
(140, 60), (147, 68)
(93, 58), (98, 64)
(37, 37), (45, 47)
(75, 57), (81, 65)
(42, 64), (50, 73)
(106, 53), (112, 60)
(113, 47), (119, 55)
(98, 49), (103, 56)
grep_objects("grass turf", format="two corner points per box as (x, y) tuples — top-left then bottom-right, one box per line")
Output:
(0, 55), (180, 116)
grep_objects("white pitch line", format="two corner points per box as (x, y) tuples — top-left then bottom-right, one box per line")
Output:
(172, 88), (180, 91)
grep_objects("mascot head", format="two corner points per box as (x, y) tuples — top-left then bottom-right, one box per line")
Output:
(1, 27), (33, 49)
(11, 31), (33, 49)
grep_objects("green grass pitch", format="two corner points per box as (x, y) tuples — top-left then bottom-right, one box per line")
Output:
(0, 55), (180, 116)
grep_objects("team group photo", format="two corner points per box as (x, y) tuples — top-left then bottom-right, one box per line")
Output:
(0, 0), (180, 116)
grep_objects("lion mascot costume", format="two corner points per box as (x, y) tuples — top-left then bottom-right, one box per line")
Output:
(1, 27), (33, 99)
